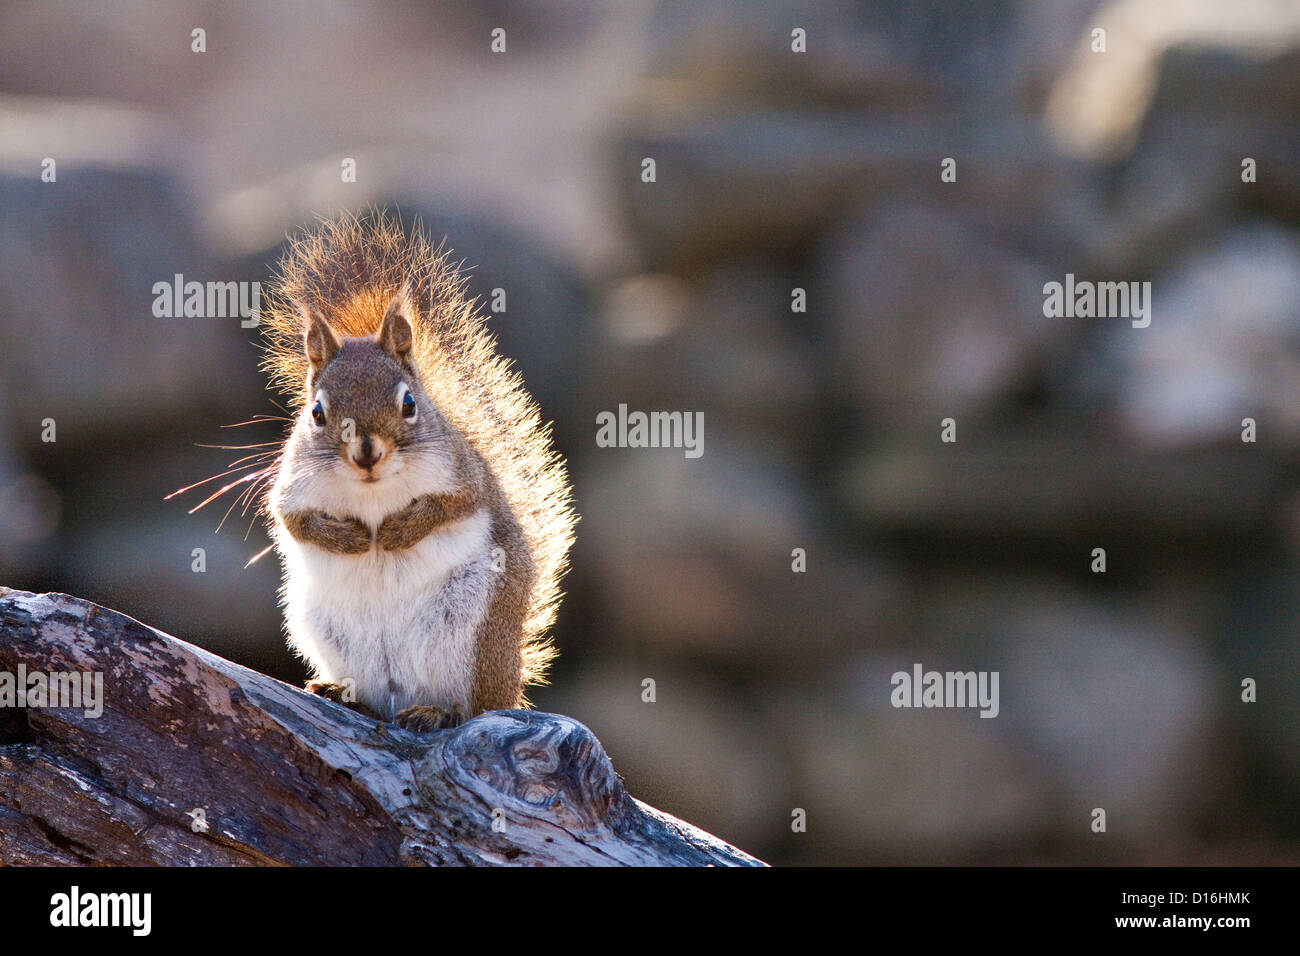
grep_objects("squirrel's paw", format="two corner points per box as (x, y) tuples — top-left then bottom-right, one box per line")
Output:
(394, 703), (465, 733)
(305, 680), (380, 719)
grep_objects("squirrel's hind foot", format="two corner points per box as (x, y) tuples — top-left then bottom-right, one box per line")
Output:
(305, 680), (381, 720)
(394, 703), (466, 732)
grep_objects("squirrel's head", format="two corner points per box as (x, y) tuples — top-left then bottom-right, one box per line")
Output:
(294, 286), (449, 487)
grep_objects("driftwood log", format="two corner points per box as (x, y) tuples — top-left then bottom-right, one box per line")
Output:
(0, 588), (762, 866)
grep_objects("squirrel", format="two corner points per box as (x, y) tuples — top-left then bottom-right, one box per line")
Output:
(252, 211), (576, 731)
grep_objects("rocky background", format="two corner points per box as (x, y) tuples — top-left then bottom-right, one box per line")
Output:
(1, 0), (1298, 864)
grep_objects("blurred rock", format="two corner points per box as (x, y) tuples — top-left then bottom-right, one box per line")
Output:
(577, 431), (892, 671)
(0, 163), (261, 450)
(618, 109), (1110, 275)
(790, 681), (1051, 863)
(618, 110), (932, 272)
(803, 576), (1224, 859)
(1071, 45), (1300, 273)
(838, 429), (1282, 552)
(1044, 0), (1300, 162)
(642, 0), (942, 110)
(818, 203), (1071, 431)
(1111, 223), (1300, 447)
(991, 587), (1221, 843)
(591, 259), (818, 451)
(643, 0), (1104, 111)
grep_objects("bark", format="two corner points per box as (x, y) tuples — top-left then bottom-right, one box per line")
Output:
(0, 588), (762, 866)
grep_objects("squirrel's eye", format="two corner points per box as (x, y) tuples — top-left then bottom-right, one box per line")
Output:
(311, 401), (326, 427)
(401, 390), (417, 420)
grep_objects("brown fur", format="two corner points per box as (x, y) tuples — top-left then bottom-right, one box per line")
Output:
(306, 680), (381, 719)
(471, 497), (535, 712)
(375, 488), (481, 552)
(280, 509), (371, 554)
(262, 210), (575, 694)
(394, 703), (466, 731)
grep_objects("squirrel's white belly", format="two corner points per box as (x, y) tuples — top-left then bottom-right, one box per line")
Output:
(276, 507), (494, 719)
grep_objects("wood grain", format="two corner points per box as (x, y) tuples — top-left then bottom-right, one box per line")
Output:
(0, 588), (762, 867)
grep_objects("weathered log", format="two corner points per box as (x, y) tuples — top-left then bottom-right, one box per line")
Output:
(0, 588), (762, 866)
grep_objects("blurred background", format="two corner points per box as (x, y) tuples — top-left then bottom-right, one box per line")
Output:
(1, 0), (1299, 865)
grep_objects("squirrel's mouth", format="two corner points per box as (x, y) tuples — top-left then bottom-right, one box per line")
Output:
(345, 436), (392, 483)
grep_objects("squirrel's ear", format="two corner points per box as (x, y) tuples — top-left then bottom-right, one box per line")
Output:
(302, 306), (341, 373)
(377, 284), (415, 363)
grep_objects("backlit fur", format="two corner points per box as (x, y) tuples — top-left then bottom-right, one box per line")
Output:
(262, 210), (575, 706)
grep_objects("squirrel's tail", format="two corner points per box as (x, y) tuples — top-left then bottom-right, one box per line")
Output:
(261, 209), (575, 691)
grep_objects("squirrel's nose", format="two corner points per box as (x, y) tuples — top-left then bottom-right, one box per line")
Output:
(352, 436), (383, 470)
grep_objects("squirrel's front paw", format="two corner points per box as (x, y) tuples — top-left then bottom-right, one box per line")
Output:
(325, 515), (373, 554)
(306, 680), (380, 719)
(305, 679), (349, 700)
(394, 703), (465, 732)
(376, 516), (419, 552)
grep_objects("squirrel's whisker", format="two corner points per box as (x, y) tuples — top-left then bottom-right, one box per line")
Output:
(244, 543), (275, 568)
(221, 414), (292, 428)
(190, 469), (264, 514)
(237, 471), (275, 516)
(221, 450), (279, 468)
(165, 461), (265, 500)
(195, 442), (282, 453)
